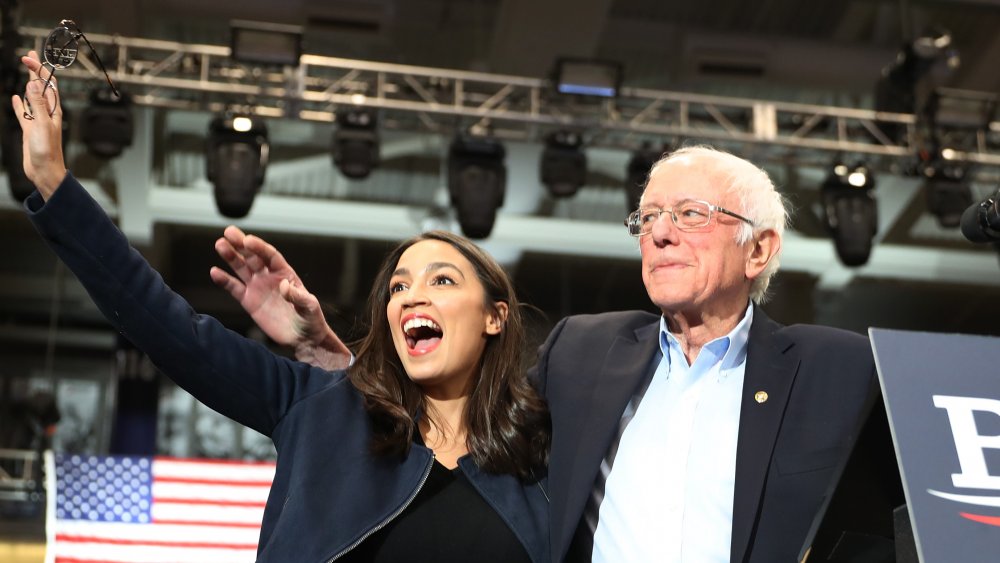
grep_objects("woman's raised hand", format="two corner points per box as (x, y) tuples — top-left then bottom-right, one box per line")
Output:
(211, 226), (353, 371)
(10, 50), (67, 199)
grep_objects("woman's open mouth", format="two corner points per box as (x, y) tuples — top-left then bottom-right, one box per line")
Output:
(402, 315), (443, 356)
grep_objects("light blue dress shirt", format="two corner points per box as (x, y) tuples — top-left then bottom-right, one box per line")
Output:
(592, 303), (754, 563)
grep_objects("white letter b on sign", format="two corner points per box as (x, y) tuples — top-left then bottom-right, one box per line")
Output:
(933, 395), (1000, 490)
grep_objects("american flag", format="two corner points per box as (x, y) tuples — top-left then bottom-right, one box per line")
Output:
(44, 452), (275, 563)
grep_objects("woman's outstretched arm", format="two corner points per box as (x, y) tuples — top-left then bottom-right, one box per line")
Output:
(12, 51), (340, 437)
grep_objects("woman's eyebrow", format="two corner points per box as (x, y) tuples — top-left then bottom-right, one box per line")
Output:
(391, 263), (466, 280)
(425, 262), (466, 280)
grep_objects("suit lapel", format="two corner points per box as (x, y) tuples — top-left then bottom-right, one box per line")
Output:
(553, 320), (660, 560)
(730, 310), (799, 563)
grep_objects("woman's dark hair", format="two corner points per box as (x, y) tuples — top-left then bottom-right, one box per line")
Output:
(348, 230), (549, 479)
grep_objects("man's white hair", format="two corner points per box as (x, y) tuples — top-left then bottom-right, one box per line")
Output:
(643, 145), (789, 303)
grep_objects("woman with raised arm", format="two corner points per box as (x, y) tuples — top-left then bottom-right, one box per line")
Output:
(13, 51), (549, 563)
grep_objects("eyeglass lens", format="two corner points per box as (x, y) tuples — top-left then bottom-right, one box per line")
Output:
(674, 201), (711, 227)
(43, 26), (80, 69)
(22, 79), (59, 119)
(626, 201), (712, 235)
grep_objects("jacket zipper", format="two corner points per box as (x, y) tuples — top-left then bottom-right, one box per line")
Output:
(326, 454), (435, 562)
(530, 468), (550, 503)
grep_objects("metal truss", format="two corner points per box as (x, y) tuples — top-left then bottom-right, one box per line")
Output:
(21, 25), (1000, 168)
(0, 448), (40, 502)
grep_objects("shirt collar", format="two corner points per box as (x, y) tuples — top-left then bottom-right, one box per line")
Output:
(659, 301), (755, 370)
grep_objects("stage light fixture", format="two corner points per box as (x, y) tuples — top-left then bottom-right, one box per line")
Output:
(205, 114), (269, 219)
(921, 153), (972, 229)
(540, 130), (586, 198)
(447, 133), (506, 239)
(875, 27), (960, 143)
(332, 108), (379, 179)
(911, 28), (958, 62)
(230, 20), (303, 67)
(625, 143), (664, 212)
(821, 162), (878, 267)
(81, 88), (134, 159)
(553, 58), (623, 98)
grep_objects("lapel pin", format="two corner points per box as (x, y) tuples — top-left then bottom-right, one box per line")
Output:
(754, 391), (768, 404)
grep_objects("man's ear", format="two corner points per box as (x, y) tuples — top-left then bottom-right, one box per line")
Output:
(746, 228), (781, 280)
(486, 301), (509, 336)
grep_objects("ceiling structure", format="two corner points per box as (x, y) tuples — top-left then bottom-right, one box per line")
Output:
(20, 0), (1000, 98)
(4, 0), (1000, 356)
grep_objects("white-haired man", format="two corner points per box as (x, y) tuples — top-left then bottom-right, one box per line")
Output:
(212, 146), (878, 563)
(533, 146), (876, 562)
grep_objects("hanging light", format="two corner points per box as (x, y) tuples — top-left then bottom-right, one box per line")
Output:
(332, 108), (379, 180)
(540, 130), (586, 198)
(447, 133), (506, 239)
(205, 113), (269, 219)
(81, 88), (134, 159)
(821, 161), (878, 267)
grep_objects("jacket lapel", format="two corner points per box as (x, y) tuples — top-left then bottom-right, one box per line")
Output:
(730, 310), (799, 563)
(553, 321), (661, 560)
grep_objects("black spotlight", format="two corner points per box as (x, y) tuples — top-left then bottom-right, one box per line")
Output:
(540, 130), (586, 198)
(921, 152), (972, 229)
(821, 162), (878, 267)
(205, 114), (269, 219)
(625, 143), (663, 212)
(875, 27), (960, 144)
(447, 133), (506, 239)
(332, 108), (379, 179)
(81, 88), (134, 159)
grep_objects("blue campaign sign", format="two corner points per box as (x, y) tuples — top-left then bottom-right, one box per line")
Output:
(870, 328), (1000, 563)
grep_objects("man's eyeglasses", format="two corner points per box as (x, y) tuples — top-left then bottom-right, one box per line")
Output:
(23, 19), (120, 120)
(625, 199), (755, 237)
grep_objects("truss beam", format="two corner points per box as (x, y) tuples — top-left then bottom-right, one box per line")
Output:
(26, 25), (1000, 167)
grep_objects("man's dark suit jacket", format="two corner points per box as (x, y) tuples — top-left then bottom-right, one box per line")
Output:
(530, 308), (879, 563)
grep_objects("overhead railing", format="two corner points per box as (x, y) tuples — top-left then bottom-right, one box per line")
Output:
(0, 448), (41, 503)
(26, 25), (1000, 167)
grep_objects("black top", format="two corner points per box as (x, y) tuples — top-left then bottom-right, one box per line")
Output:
(340, 459), (532, 563)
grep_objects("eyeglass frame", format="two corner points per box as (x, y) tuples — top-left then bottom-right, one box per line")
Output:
(624, 199), (756, 237)
(23, 19), (120, 120)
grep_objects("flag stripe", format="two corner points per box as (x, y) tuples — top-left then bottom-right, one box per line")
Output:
(150, 519), (266, 529)
(55, 534), (258, 550)
(151, 502), (265, 524)
(53, 520), (261, 543)
(153, 481), (269, 502)
(51, 542), (258, 563)
(153, 497), (266, 508)
(154, 476), (274, 487)
(153, 456), (276, 468)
